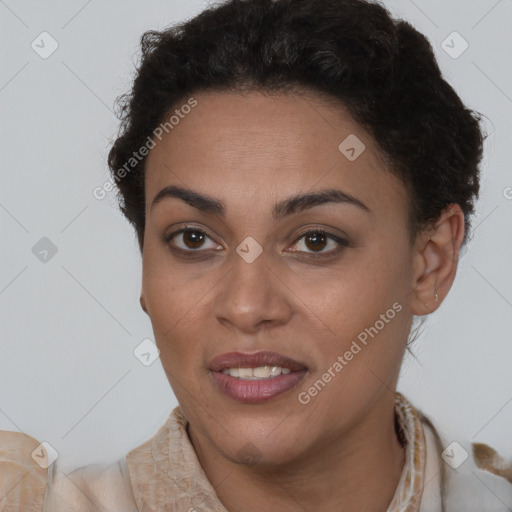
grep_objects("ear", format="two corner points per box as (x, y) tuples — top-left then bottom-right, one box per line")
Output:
(140, 293), (148, 314)
(410, 204), (465, 315)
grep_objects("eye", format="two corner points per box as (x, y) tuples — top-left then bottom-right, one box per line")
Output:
(163, 226), (348, 259)
(288, 229), (348, 257)
(164, 228), (220, 252)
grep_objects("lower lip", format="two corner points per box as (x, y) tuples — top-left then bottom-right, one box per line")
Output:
(210, 370), (307, 404)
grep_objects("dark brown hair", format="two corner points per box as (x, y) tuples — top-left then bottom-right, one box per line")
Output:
(108, 0), (484, 253)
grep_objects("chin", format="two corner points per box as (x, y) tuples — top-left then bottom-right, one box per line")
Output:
(213, 420), (305, 467)
(227, 440), (301, 468)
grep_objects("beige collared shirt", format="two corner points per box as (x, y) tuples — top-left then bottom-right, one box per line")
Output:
(1, 393), (511, 511)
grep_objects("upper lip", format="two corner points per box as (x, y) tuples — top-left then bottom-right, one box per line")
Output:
(209, 351), (308, 372)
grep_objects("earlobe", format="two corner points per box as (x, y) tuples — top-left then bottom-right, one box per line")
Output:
(410, 204), (465, 316)
(140, 294), (148, 314)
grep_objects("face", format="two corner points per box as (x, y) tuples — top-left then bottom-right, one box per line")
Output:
(141, 90), (417, 467)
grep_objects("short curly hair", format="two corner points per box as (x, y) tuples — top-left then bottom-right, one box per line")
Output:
(107, 0), (484, 253)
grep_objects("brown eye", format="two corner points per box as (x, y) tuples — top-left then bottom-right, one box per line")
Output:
(304, 232), (328, 252)
(289, 229), (348, 257)
(165, 228), (219, 252)
(182, 230), (205, 249)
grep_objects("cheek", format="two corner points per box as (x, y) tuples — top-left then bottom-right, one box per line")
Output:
(295, 247), (409, 339)
(141, 242), (225, 378)
(302, 245), (410, 386)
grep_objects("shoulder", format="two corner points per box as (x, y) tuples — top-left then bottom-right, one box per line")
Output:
(0, 430), (48, 511)
(418, 411), (512, 511)
(44, 457), (138, 512)
(0, 430), (138, 512)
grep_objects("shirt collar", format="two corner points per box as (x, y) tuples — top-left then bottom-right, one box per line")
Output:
(387, 392), (428, 511)
(126, 392), (429, 511)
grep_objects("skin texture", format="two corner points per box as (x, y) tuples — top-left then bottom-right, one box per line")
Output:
(140, 90), (465, 511)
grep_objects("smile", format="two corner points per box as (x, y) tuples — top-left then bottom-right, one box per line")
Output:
(222, 366), (292, 379)
(209, 351), (308, 404)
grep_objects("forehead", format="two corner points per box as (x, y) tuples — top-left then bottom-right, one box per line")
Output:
(144, 90), (409, 221)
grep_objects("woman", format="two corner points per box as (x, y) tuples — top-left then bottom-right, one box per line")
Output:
(1, 0), (511, 510)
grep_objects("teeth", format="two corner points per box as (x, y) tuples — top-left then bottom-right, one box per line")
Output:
(253, 366), (271, 378)
(222, 366), (293, 379)
(238, 368), (253, 378)
(270, 366), (281, 377)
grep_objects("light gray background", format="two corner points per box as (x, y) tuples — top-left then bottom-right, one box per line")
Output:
(1, 0), (511, 472)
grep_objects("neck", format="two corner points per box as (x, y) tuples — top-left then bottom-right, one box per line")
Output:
(188, 393), (406, 512)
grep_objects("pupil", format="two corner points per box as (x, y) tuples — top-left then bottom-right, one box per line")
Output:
(306, 232), (326, 251)
(184, 231), (204, 249)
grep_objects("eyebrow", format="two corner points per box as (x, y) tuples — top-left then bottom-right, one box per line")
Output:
(150, 184), (371, 221)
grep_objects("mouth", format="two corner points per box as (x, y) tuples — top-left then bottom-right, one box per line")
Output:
(208, 351), (308, 404)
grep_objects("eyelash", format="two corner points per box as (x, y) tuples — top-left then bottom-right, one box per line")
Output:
(162, 226), (348, 260)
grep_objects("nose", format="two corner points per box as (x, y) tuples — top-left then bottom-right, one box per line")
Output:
(211, 249), (293, 334)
